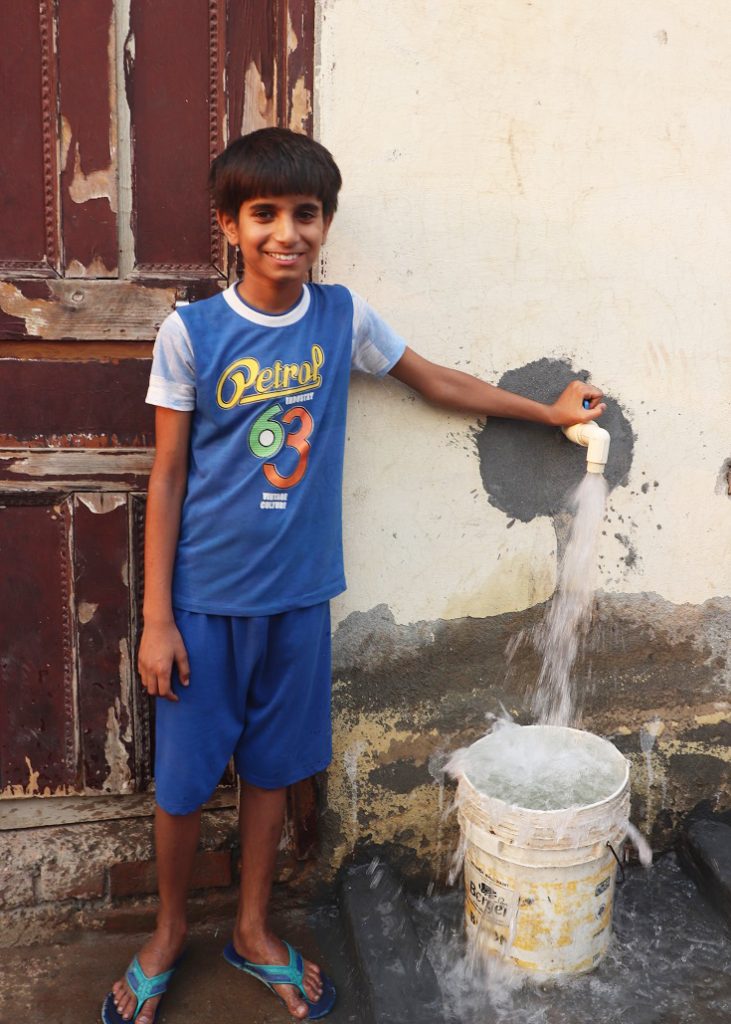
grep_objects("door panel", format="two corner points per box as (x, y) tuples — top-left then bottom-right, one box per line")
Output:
(1, 0), (318, 853)
(58, 0), (119, 278)
(74, 492), (135, 793)
(0, 0), (59, 275)
(0, 494), (78, 796)
(128, 0), (226, 277)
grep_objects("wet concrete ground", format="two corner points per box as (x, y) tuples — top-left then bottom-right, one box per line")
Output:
(0, 902), (365, 1024)
(413, 853), (731, 1024)
(5, 853), (731, 1024)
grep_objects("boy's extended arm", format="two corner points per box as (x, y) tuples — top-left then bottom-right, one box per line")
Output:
(388, 347), (605, 426)
(138, 407), (192, 702)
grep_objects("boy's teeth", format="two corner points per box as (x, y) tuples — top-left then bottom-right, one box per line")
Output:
(270, 253), (298, 261)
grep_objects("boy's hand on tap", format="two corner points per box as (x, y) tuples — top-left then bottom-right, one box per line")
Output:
(547, 381), (605, 427)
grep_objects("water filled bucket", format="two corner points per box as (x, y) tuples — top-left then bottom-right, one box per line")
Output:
(455, 724), (629, 975)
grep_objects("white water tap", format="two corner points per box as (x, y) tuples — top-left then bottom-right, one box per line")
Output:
(562, 420), (611, 474)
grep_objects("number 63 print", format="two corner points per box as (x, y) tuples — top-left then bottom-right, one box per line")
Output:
(248, 402), (313, 489)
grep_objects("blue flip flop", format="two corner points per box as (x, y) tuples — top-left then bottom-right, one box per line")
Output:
(100, 954), (182, 1024)
(223, 939), (337, 1020)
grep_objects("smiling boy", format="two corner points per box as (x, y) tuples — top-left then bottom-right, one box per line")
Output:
(103, 127), (604, 1024)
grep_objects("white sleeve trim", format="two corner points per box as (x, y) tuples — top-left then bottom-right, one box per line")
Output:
(350, 290), (407, 377)
(145, 311), (197, 409)
(146, 375), (195, 411)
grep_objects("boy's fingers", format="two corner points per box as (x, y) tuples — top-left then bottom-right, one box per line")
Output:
(158, 675), (179, 702)
(572, 382), (605, 420)
(139, 664), (179, 701)
(175, 646), (191, 686)
(584, 401), (607, 420)
(139, 666), (154, 693)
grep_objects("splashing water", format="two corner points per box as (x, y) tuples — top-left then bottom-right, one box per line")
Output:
(454, 720), (626, 811)
(412, 856), (731, 1024)
(530, 472), (608, 726)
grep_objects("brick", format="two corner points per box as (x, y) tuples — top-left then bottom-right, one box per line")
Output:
(38, 864), (105, 902)
(190, 849), (233, 890)
(109, 859), (157, 898)
(109, 850), (232, 899)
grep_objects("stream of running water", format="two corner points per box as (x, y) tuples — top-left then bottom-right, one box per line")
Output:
(529, 471), (609, 727)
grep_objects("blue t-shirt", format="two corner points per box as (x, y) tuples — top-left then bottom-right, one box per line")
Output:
(146, 282), (406, 616)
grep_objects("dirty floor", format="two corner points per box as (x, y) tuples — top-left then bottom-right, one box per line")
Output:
(1, 902), (365, 1024)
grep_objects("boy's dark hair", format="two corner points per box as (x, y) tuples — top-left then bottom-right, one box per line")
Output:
(210, 127), (342, 220)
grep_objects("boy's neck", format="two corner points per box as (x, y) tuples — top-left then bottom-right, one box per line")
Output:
(236, 278), (305, 315)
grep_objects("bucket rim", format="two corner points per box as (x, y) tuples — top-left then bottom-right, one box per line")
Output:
(457, 724), (630, 817)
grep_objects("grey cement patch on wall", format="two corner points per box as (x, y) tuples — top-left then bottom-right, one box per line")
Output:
(716, 458), (731, 497)
(332, 602), (541, 720)
(333, 596), (729, 722)
(473, 358), (634, 522)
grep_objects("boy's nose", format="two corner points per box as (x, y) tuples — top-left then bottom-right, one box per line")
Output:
(273, 214), (298, 244)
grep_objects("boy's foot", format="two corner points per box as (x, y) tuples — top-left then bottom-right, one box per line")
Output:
(108, 925), (186, 1023)
(231, 929), (324, 1019)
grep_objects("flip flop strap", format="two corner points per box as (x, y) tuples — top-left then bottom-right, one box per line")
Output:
(245, 943), (306, 992)
(125, 956), (176, 1017)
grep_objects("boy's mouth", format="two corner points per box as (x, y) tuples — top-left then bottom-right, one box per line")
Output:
(265, 252), (303, 263)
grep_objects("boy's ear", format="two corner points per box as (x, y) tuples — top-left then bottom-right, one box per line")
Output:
(217, 210), (240, 247)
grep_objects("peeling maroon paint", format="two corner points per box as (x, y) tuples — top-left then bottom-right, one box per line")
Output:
(281, 0), (315, 135)
(0, 2), (59, 273)
(0, 496), (79, 795)
(128, 0), (226, 276)
(0, 358), (154, 445)
(58, 0), (118, 277)
(74, 495), (135, 791)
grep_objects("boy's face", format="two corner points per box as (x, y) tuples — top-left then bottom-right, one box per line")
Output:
(218, 194), (331, 300)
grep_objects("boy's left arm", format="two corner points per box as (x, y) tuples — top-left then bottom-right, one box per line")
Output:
(389, 347), (605, 427)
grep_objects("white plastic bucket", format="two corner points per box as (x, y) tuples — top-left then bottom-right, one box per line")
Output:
(456, 725), (630, 976)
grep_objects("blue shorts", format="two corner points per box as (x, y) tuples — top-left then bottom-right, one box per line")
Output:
(154, 602), (332, 815)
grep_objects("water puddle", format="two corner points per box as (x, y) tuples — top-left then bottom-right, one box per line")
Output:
(412, 855), (731, 1023)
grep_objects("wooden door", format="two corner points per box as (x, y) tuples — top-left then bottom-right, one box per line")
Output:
(0, 0), (315, 837)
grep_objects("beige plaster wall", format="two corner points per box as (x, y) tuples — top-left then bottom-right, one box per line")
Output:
(316, 0), (731, 625)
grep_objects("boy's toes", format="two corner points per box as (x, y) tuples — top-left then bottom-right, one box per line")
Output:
(118, 995), (157, 1022)
(111, 980), (127, 1007)
(112, 986), (131, 1018)
(303, 963), (323, 1000)
(278, 987), (309, 1019)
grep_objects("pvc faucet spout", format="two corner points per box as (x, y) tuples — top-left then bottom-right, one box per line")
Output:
(562, 420), (611, 474)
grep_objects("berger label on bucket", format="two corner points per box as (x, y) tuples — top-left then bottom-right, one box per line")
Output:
(451, 723), (630, 976)
(465, 856), (519, 933)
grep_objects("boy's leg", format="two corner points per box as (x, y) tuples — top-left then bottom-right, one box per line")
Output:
(231, 781), (324, 1020)
(110, 805), (200, 1023)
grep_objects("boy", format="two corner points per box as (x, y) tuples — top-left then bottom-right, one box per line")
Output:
(103, 127), (604, 1024)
